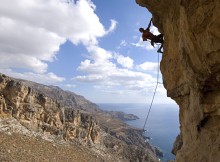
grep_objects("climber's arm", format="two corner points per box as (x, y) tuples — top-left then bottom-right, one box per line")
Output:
(147, 18), (153, 30)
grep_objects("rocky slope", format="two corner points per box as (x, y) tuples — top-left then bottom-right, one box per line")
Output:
(107, 111), (139, 121)
(136, 0), (220, 162)
(0, 131), (102, 162)
(0, 73), (159, 162)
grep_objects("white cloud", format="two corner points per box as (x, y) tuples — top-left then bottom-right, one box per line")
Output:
(133, 35), (138, 40)
(137, 62), (158, 72)
(77, 59), (116, 75)
(77, 46), (116, 76)
(63, 84), (76, 88)
(0, 0), (170, 103)
(120, 40), (127, 47)
(86, 45), (113, 61)
(105, 19), (118, 35)
(114, 54), (134, 69)
(117, 40), (128, 49)
(0, 68), (65, 84)
(0, 53), (48, 74)
(0, 0), (117, 84)
(74, 74), (104, 82)
(72, 45), (161, 95)
(131, 37), (154, 50)
(101, 90), (124, 95)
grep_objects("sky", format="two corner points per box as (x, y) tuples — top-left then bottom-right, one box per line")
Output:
(0, 0), (176, 104)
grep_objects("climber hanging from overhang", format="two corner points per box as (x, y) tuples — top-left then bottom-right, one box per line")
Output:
(139, 18), (163, 53)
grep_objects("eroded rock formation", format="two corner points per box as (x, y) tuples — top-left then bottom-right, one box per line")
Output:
(0, 74), (159, 162)
(0, 74), (101, 146)
(136, 0), (220, 161)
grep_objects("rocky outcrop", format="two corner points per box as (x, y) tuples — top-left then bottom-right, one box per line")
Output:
(0, 74), (100, 146)
(172, 134), (183, 155)
(0, 73), (159, 162)
(154, 147), (163, 158)
(18, 79), (101, 113)
(136, 0), (220, 162)
(107, 111), (139, 121)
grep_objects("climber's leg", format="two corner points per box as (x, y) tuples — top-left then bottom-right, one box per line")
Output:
(157, 44), (163, 53)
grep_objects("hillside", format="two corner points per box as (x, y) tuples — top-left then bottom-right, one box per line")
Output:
(0, 73), (159, 162)
(0, 131), (102, 162)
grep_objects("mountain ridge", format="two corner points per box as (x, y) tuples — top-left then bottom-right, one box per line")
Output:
(0, 73), (159, 162)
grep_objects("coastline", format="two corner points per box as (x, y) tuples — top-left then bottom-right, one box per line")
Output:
(99, 105), (164, 159)
(98, 103), (179, 162)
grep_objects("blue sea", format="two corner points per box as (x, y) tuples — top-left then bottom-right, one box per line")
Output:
(98, 103), (179, 162)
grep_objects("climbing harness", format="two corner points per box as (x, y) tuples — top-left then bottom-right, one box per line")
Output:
(142, 49), (162, 132)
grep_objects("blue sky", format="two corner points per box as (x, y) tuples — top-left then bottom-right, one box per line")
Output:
(0, 0), (175, 104)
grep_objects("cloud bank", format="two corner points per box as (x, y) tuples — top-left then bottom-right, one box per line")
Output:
(0, 0), (168, 103)
(0, 0), (116, 83)
(73, 44), (165, 96)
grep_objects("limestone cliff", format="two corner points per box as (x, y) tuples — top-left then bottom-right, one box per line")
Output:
(0, 74), (101, 146)
(0, 73), (159, 162)
(136, 0), (220, 161)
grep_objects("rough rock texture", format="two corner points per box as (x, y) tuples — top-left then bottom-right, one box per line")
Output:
(172, 134), (183, 155)
(0, 74), (100, 146)
(0, 74), (159, 162)
(136, 0), (220, 161)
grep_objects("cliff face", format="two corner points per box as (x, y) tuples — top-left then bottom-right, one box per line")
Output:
(0, 74), (101, 145)
(136, 0), (220, 161)
(0, 74), (159, 162)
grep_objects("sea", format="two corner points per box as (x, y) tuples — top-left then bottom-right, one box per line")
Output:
(98, 103), (179, 162)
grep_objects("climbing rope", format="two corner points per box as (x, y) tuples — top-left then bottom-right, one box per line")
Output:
(142, 50), (161, 132)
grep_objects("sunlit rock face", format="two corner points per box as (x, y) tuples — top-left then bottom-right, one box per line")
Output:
(136, 0), (220, 161)
(0, 74), (101, 145)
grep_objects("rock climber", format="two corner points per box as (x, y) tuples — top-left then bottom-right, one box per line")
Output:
(139, 18), (163, 53)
